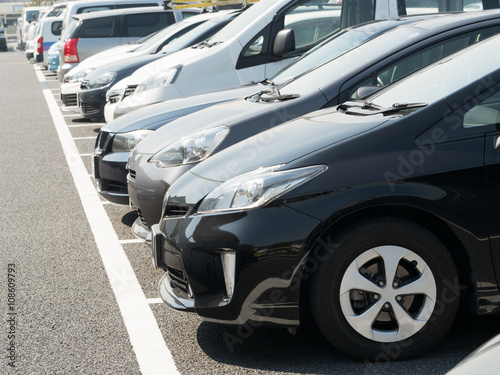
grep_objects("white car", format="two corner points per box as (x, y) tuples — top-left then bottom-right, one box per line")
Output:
(33, 15), (63, 69)
(108, 0), (348, 119)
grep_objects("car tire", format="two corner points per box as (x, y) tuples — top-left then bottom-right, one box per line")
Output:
(309, 217), (459, 361)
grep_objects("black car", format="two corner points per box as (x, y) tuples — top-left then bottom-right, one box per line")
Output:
(151, 33), (500, 360)
(127, 9), (500, 239)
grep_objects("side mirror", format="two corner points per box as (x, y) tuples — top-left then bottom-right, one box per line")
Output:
(356, 86), (382, 100)
(273, 29), (295, 58)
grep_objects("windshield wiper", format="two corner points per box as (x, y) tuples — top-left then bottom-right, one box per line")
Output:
(260, 93), (301, 102)
(192, 40), (223, 49)
(339, 101), (427, 115)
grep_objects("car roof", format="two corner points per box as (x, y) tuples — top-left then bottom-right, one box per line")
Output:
(71, 6), (183, 21)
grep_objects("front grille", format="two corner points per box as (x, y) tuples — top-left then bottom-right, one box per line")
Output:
(107, 180), (127, 193)
(81, 102), (102, 115)
(95, 130), (109, 151)
(165, 204), (189, 217)
(137, 209), (147, 226)
(166, 263), (189, 296)
(123, 85), (138, 99)
(61, 93), (77, 107)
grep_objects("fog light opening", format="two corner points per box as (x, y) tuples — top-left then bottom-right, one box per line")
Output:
(221, 252), (236, 301)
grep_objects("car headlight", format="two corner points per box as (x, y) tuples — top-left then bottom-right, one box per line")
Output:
(197, 165), (327, 214)
(65, 67), (95, 83)
(84, 71), (117, 90)
(134, 65), (182, 94)
(149, 126), (229, 168)
(111, 129), (154, 152)
(106, 88), (124, 103)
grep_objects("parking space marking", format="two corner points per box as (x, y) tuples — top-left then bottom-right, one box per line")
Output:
(147, 298), (164, 304)
(119, 239), (145, 244)
(68, 124), (103, 128)
(73, 136), (97, 140)
(36, 68), (180, 375)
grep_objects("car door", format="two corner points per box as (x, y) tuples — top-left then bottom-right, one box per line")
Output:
(76, 15), (121, 60)
(236, 0), (342, 83)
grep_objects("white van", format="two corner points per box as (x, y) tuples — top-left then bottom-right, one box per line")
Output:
(34, 15), (64, 68)
(18, 6), (48, 48)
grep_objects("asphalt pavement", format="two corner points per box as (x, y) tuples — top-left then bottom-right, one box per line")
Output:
(1, 44), (500, 375)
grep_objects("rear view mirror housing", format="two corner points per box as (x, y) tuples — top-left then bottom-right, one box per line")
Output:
(273, 29), (295, 58)
(356, 85), (382, 100)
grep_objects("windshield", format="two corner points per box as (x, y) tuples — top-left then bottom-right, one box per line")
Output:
(161, 16), (231, 53)
(274, 22), (426, 95)
(135, 19), (200, 53)
(370, 36), (500, 109)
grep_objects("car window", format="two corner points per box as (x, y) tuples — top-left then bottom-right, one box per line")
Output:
(284, 2), (341, 56)
(463, 87), (500, 129)
(78, 6), (113, 14)
(344, 25), (500, 100)
(181, 11), (200, 19)
(123, 13), (175, 37)
(78, 16), (120, 37)
(52, 20), (62, 36)
(417, 85), (500, 143)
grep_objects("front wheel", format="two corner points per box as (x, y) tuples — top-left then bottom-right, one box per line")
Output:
(309, 217), (459, 361)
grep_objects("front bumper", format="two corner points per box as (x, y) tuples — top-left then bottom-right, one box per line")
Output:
(79, 86), (108, 119)
(60, 81), (81, 110)
(93, 130), (130, 206)
(127, 153), (192, 231)
(154, 204), (321, 325)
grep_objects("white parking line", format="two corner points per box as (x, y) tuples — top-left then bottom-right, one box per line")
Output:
(36, 68), (180, 375)
(147, 298), (164, 304)
(73, 136), (97, 140)
(68, 124), (102, 128)
(120, 239), (145, 244)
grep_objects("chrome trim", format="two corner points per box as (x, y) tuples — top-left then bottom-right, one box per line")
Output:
(221, 252), (236, 301)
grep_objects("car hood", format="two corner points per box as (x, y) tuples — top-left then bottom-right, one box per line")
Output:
(85, 53), (166, 81)
(189, 107), (391, 183)
(134, 91), (286, 155)
(126, 43), (222, 86)
(104, 84), (262, 134)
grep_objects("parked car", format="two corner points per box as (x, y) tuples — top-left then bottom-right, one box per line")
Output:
(0, 18), (7, 52)
(124, 9), (500, 239)
(105, 0), (346, 119)
(47, 42), (60, 72)
(56, 0), (165, 81)
(59, 7), (198, 109)
(59, 7), (198, 82)
(151, 31), (500, 361)
(74, 10), (238, 119)
(34, 15), (63, 68)
(18, 6), (48, 49)
(24, 21), (38, 61)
